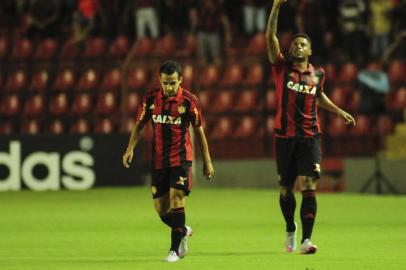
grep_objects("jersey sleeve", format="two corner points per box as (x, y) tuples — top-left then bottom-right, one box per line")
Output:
(271, 53), (286, 81)
(189, 97), (203, 128)
(134, 94), (152, 126)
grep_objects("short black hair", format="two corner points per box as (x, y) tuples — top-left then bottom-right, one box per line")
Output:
(159, 60), (182, 77)
(292, 33), (312, 46)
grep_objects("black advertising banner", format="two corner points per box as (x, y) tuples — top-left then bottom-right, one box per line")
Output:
(0, 134), (147, 191)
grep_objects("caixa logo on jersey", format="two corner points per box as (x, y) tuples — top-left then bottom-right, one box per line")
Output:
(0, 137), (95, 191)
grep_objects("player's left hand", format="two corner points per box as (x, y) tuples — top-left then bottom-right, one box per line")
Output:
(340, 110), (356, 126)
(203, 162), (214, 181)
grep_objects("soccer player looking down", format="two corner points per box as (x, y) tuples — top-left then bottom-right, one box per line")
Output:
(122, 60), (214, 262)
(266, 0), (356, 254)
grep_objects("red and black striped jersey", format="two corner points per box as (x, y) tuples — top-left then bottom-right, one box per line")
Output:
(135, 87), (202, 169)
(271, 53), (325, 138)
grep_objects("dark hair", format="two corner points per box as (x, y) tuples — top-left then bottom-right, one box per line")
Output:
(292, 33), (312, 46)
(159, 60), (182, 77)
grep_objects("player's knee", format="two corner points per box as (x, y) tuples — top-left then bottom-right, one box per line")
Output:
(299, 176), (316, 191)
(280, 186), (294, 198)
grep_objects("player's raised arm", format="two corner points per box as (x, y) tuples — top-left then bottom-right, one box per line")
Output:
(122, 122), (145, 168)
(317, 92), (356, 126)
(266, 0), (286, 63)
(193, 126), (214, 180)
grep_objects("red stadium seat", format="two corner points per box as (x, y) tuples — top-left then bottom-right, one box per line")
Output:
(266, 116), (275, 135)
(34, 38), (58, 60)
(388, 60), (406, 85)
(338, 62), (358, 84)
(134, 37), (154, 57)
(23, 94), (45, 117)
(325, 63), (337, 84)
(198, 65), (220, 88)
(234, 89), (258, 113)
(71, 93), (93, 115)
(49, 93), (69, 115)
(349, 115), (370, 136)
(95, 92), (117, 115)
(176, 34), (197, 57)
(60, 38), (81, 59)
(124, 118), (135, 133)
(0, 122), (14, 135)
(21, 119), (41, 134)
(245, 33), (266, 55)
(266, 89), (276, 111)
(348, 90), (361, 112)
(243, 63), (264, 87)
(76, 69), (100, 91)
(327, 116), (348, 137)
(329, 87), (347, 109)
(108, 36), (130, 58)
(53, 68), (76, 91)
(233, 116), (258, 139)
(100, 68), (122, 90)
(10, 38), (33, 60)
(386, 87), (406, 110)
(28, 69), (50, 92)
(209, 117), (233, 140)
(4, 69), (27, 92)
(83, 37), (107, 58)
(153, 34), (176, 57)
(376, 115), (394, 136)
(127, 66), (148, 89)
(126, 92), (140, 115)
(70, 118), (91, 134)
(0, 94), (20, 116)
(94, 118), (115, 134)
(181, 64), (194, 89)
(197, 91), (212, 112)
(49, 119), (65, 134)
(0, 36), (9, 59)
(220, 63), (244, 88)
(211, 90), (235, 113)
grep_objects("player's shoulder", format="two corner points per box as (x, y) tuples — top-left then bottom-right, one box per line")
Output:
(182, 88), (199, 104)
(143, 87), (160, 99)
(312, 64), (326, 75)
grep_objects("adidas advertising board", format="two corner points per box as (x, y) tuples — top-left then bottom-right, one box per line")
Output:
(0, 135), (146, 191)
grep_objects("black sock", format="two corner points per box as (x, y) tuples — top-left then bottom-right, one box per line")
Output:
(170, 207), (186, 252)
(279, 191), (296, 232)
(300, 190), (317, 243)
(160, 212), (172, 228)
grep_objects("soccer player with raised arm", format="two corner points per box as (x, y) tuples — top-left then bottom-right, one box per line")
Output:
(266, 0), (356, 254)
(122, 60), (214, 262)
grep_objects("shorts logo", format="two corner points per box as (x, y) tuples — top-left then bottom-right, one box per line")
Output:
(314, 163), (321, 172)
(178, 105), (186, 114)
(151, 186), (157, 195)
(176, 176), (187, 186)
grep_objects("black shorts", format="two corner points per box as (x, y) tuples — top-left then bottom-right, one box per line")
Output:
(275, 136), (321, 188)
(151, 163), (192, 199)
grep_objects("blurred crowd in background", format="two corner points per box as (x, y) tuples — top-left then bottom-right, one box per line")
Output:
(0, 0), (406, 159)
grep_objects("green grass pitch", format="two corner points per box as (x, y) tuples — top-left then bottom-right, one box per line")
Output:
(1, 187), (405, 270)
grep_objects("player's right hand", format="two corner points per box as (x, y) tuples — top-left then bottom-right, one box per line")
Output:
(122, 149), (133, 168)
(203, 162), (214, 181)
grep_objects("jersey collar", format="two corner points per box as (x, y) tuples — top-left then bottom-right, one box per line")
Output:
(160, 86), (183, 103)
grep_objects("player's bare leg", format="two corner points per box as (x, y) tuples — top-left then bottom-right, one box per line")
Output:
(299, 176), (318, 254)
(280, 186), (297, 252)
(154, 193), (172, 227)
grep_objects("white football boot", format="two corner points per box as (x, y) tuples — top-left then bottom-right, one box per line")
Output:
(163, 250), (180, 262)
(285, 222), (298, 252)
(300, 239), (318, 255)
(178, 226), (193, 258)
